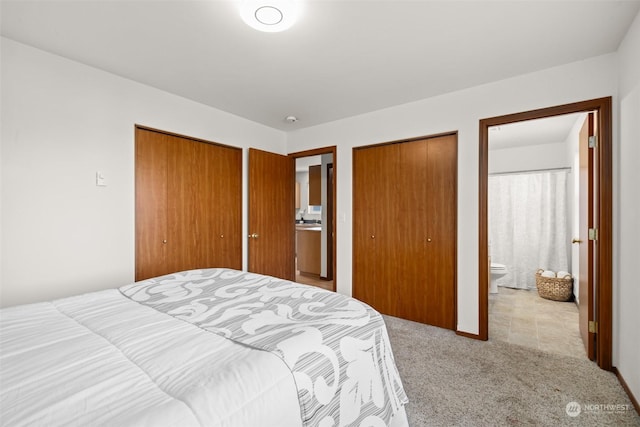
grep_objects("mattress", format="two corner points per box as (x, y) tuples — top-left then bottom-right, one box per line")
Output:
(0, 268), (408, 426)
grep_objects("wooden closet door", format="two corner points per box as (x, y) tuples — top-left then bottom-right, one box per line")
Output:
(353, 143), (400, 316)
(206, 143), (242, 270)
(135, 129), (169, 280)
(396, 139), (429, 323)
(353, 134), (457, 329)
(424, 135), (457, 329)
(136, 128), (242, 281)
(166, 134), (200, 273)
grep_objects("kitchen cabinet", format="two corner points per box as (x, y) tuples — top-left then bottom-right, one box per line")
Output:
(308, 165), (321, 206)
(296, 227), (321, 275)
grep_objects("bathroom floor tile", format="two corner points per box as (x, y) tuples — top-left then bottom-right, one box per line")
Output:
(489, 287), (587, 360)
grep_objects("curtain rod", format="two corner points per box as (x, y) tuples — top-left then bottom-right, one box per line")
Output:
(489, 167), (572, 176)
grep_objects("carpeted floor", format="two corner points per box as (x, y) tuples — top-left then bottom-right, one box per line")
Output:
(384, 315), (640, 427)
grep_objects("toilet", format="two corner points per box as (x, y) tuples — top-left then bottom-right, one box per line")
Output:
(490, 263), (508, 294)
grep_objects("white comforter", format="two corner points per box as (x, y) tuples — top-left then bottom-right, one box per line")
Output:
(0, 289), (302, 426)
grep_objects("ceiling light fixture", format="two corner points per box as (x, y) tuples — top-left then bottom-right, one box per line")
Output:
(239, 0), (300, 33)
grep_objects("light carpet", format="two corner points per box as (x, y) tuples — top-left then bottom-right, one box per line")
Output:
(384, 315), (640, 427)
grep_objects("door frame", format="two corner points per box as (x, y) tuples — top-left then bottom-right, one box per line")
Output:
(478, 97), (612, 370)
(289, 146), (338, 292)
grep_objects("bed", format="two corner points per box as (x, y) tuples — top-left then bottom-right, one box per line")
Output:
(0, 268), (408, 426)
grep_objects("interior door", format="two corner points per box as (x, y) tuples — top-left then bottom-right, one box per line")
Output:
(248, 148), (295, 280)
(578, 113), (596, 360)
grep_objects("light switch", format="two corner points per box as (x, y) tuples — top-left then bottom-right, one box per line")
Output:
(96, 171), (107, 187)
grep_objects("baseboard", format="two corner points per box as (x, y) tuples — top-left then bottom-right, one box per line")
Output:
(613, 366), (640, 416)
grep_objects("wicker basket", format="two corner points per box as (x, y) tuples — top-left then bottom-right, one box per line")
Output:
(535, 269), (573, 302)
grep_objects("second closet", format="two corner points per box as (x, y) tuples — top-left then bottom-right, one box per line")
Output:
(353, 133), (457, 329)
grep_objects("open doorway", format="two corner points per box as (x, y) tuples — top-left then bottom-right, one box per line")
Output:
(290, 147), (337, 292)
(486, 113), (586, 359)
(478, 97), (613, 370)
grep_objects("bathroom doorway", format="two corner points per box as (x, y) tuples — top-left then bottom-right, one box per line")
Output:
(478, 97), (613, 370)
(486, 113), (584, 358)
(289, 147), (337, 292)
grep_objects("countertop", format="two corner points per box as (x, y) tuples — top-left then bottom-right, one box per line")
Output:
(296, 224), (322, 231)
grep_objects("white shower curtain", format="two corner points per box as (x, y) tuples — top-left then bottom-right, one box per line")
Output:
(489, 170), (570, 290)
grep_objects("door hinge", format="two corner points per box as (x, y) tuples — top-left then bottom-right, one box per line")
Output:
(588, 135), (597, 148)
(588, 228), (598, 241)
(589, 320), (598, 334)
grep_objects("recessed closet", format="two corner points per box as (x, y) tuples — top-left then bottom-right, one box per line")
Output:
(135, 126), (242, 280)
(353, 133), (457, 329)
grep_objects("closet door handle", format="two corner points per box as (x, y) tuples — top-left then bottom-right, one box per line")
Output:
(572, 238), (582, 244)
(248, 233), (259, 239)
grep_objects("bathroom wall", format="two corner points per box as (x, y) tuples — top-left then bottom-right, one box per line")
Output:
(488, 141), (571, 174)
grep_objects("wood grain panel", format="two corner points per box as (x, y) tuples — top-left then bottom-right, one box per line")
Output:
(396, 139), (428, 323)
(135, 127), (242, 280)
(248, 148), (295, 280)
(425, 135), (457, 329)
(308, 164), (321, 206)
(135, 128), (168, 280)
(353, 146), (378, 310)
(209, 143), (243, 270)
(297, 229), (321, 275)
(166, 134), (199, 273)
(353, 134), (457, 329)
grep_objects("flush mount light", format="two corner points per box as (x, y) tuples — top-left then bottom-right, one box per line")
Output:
(239, 0), (300, 32)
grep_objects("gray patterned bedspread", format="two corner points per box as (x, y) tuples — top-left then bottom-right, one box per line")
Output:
(120, 268), (407, 427)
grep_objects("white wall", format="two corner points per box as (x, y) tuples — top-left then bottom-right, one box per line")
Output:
(0, 37), (286, 307)
(566, 114), (587, 301)
(286, 53), (618, 335)
(488, 142), (570, 174)
(615, 9), (640, 407)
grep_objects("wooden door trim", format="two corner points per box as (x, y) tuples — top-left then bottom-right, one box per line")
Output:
(135, 124), (241, 152)
(477, 97), (612, 371)
(289, 146), (337, 292)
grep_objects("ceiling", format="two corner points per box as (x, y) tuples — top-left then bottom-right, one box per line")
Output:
(2, 1), (639, 131)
